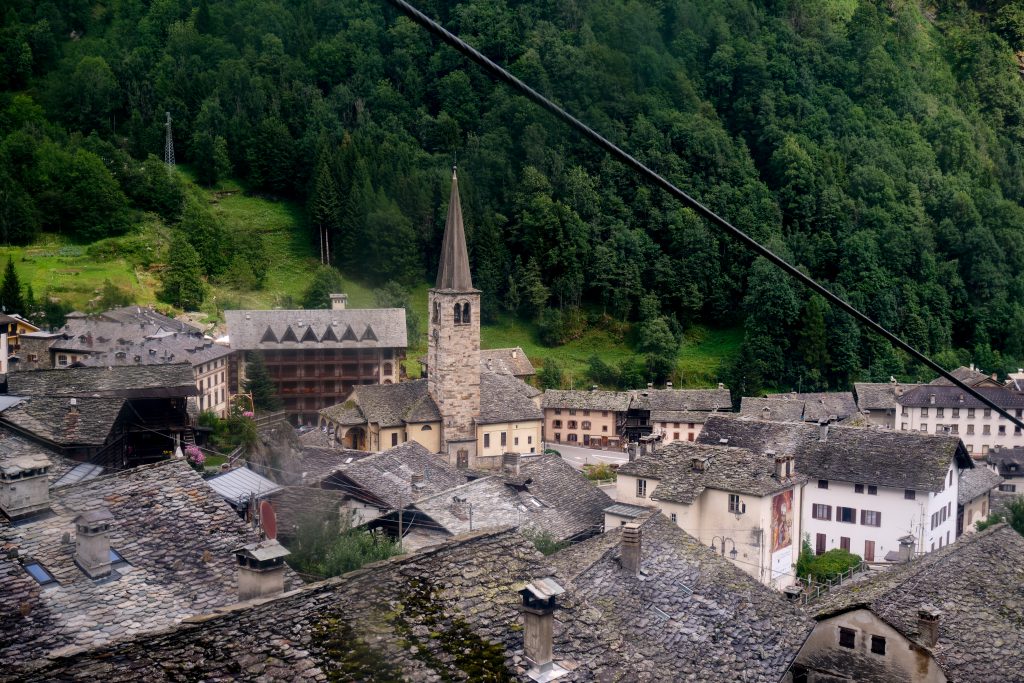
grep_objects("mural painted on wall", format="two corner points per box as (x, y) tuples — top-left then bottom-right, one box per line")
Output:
(771, 489), (793, 553)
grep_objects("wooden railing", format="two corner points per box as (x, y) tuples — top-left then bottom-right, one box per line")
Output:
(254, 411), (288, 428)
(798, 561), (870, 605)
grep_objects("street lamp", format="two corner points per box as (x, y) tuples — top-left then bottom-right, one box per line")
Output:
(710, 535), (738, 560)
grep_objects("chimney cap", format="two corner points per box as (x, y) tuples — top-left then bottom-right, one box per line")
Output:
(0, 454), (51, 479)
(234, 539), (290, 564)
(75, 508), (114, 526)
(521, 576), (565, 604)
(919, 605), (942, 620)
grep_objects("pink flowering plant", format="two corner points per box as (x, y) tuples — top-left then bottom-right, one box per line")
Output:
(185, 445), (206, 470)
(242, 411), (254, 418)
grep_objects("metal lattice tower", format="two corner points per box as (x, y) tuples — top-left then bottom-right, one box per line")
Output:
(164, 111), (175, 168)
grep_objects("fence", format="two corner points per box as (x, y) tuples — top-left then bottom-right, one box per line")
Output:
(254, 411), (288, 429)
(798, 561), (869, 605)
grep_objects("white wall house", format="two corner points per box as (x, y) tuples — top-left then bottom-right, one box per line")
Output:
(697, 414), (974, 564)
(614, 441), (804, 589)
(896, 384), (1024, 458)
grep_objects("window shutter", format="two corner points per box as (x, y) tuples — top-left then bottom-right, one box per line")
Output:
(860, 510), (865, 525)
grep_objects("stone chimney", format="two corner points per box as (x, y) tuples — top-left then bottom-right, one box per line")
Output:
(895, 384), (904, 397)
(411, 472), (425, 489)
(718, 382), (725, 390)
(918, 606), (942, 648)
(519, 578), (567, 681)
(666, 381), (673, 389)
(75, 508), (114, 578)
(329, 293), (348, 311)
(639, 441), (648, 458)
(503, 452), (521, 476)
(627, 442), (638, 462)
(898, 534), (916, 563)
(770, 451), (785, 480)
(0, 454), (51, 520)
(235, 539), (291, 601)
(691, 456), (710, 473)
(621, 522), (642, 576)
(818, 419), (829, 442)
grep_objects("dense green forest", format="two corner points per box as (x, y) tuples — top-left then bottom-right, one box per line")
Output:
(3, 0), (1024, 393)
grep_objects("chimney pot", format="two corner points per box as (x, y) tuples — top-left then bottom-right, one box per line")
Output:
(329, 293), (348, 311)
(666, 381), (673, 389)
(234, 540), (290, 602)
(411, 472), (425, 487)
(75, 508), (114, 578)
(718, 382), (725, 390)
(898, 534), (916, 563)
(0, 455), (51, 520)
(647, 383), (653, 389)
(519, 578), (567, 681)
(621, 523), (642, 576)
(918, 605), (942, 648)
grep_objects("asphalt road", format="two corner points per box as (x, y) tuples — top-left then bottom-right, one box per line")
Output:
(546, 443), (630, 470)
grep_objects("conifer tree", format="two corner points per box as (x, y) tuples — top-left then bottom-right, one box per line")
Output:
(0, 257), (24, 316)
(158, 234), (206, 310)
(309, 159), (341, 265)
(244, 351), (282, 412)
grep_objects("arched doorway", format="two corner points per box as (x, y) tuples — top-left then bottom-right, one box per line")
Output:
(340, 426), (367, 450)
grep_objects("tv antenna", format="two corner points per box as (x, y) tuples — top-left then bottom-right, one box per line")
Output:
(164, 111), (175, 169)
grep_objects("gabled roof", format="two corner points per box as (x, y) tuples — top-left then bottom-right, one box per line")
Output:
(331, 441), (465, 508)
(541, 389), (632, 412)
(957, 466), (1002, 505)
(630, 387), (732, 412)
(434, 168), (474, 292)
(650, 409), (713, 424)
(929, 365), (1001, 388)
(293, 445), (374, 485)
(618, 441), (804, 503)
(224, 308), (407, 350)
(753, 391), (858, 422)
(548, 513), (814, 680)
(0, 397), (126, 446)
(811, 524), (1024, 681)
(739, 396), (806, 422)
(478, 372), (542, 424)
(987, 446), (1024, 477)
(897, 384), (1024, 408)
(480, 347), (535, 376)
(854, 382), (923, 411)
(206, 466), (282, 507)
(0, 427), (80, 484)
(0, 459), (297, 675)
(5, 363), (198, 399)
(515, 454), (613, 540)
(321, 379), (441, 428)
(697, 415), (971, 492)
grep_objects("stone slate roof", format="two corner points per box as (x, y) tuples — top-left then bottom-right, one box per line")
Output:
(549, 513), (813, 681)
(928, 365), (998, 387)
(0, 428), (79, 483)
(618, 441), (804, 503)
(76, 335), (232, 369)
(515, 454), (613, 541)
(410, 476), (546, 537)
(271, 486), (347, 539)
(0, 397), (126, 447)
(69, 306), (201, 332)
(650, 409), (713, 424)
(294, 445), (373, 485)
(321, 379), (441, 428)
(897, 384), (1024, 408)
(331, 441), (466, 508)
(480, 347), (535, 376)
(5, 363), (198, 399)
(739, 396), (807, 421)
(854, 382), (923, 411)
(0, 459), (297, 677)
(18, 518), (815, 683)
(987, 446), (1024, 477)
(46, 308), (200, 355)
(698, 415), (971, 492)
(541, 389), (633, 412)
(479, 372), (542, 424)
(957, 466), (1002, 505)
(631, 387), (732, 412)
(810, 524), (1024, 681)
(225, 308), (407, 351)
(761, 391), (858, 421)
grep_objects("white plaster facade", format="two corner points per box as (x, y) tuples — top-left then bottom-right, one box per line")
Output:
(195, 356), (230, 417)
(898, 402), (1024, 457)
(802, 461), (960, 562)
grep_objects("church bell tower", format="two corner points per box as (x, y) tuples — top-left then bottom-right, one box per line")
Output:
(428, 167), (481, 462)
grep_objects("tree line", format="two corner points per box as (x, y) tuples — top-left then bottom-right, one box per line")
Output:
(3, 0), (1024, 391)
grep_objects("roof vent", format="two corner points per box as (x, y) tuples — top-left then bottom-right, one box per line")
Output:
(718, 438), (729, 445)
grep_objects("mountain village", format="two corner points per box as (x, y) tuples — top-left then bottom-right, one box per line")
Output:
(1, 170), (1021, 682)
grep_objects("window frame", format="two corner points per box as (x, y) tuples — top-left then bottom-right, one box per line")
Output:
(837, 506), (856, 524)
(636, 478), (647, 498)
(838, 627), (856, 649)
(871, 635), (886, 656)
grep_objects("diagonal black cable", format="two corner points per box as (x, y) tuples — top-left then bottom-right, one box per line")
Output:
(385, 0), (1024, 433)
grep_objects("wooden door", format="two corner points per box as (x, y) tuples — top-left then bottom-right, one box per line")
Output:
(456, 449), (469, 469)
(864, 540), (875, 562)
(815, 533), (826, 555)
(840, 536), (851, 552)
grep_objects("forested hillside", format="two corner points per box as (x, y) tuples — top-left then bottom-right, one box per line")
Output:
(3, 0), (1024, 393)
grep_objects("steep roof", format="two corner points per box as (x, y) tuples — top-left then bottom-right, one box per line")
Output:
(548, 514), (814, 680)
(811, 524), (1024, 681)
(897, 384), (1024, 408)
(76, 335), (232, 369)
(0, 427), (80, 481)
(698, 415), (971, 492)
(650, 409), (713, 424)
(515, 454), (613, 541)
(0, 459), (296, 676)
(618, 441), (804, 503)
(480, 347), (535, 376)
(541, 389), (633, 412)
(293, 445), (374, 485)
(631, 387), (732, 412)
(760, 391), (858, 421)
(331, 441), (465, 508)
(5, 363), (198, 398)
(434, 168), (474, 292)
(224, 308), (407, 351)
(321, 379), (441, 428)
(739, 396), (806, 422)
(957, 466), (1002, 505)
(478, 372), (542, 424)
(987, 446), (1024, 477)
(854, 382), (923, 411)
(0, 397), (126, 447)
(928, 365), (1000, 387)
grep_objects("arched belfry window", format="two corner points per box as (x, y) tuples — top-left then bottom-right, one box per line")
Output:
(433, 302), (439, 323)
(454, 303), (462, 324)
(462, 302), (471, 324)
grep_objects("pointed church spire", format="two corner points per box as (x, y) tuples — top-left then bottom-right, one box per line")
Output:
(435, 166), (474, 291)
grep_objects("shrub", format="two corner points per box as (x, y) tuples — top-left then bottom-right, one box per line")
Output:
(287, 507), (402, 578)
(521, 527), (568, 556)
(582, 463), (617, 482)
(798, 547), (863, 583)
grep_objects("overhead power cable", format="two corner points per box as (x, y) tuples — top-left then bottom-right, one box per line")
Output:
(385, 0), (1024, 433)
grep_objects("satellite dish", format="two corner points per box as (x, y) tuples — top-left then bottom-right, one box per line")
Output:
(260, 501), (277, 540)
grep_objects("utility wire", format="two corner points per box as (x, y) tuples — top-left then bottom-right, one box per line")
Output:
(384, 0), (1024, 433)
